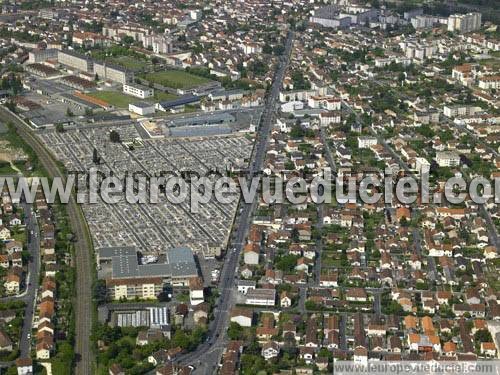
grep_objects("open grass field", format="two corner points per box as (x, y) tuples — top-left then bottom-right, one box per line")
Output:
(87, 90), (178, 108)
(142, 70), (212, 89)
(86, 91), (138, 108)
(108, 56), (149, 71)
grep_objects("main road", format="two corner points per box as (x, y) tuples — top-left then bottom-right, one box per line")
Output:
(0, 107), (94, 374)
(175, 31), (294, 374)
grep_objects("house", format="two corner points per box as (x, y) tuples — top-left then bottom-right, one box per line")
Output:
(319, 271), (338, 287)
(174, 304), (188, 326)
(193, 303), (209, 325)
(0, 330), (12, 351)
(261, 341), (279, 360)
(9, 216), (22, 226)
(326, 330), (340, 349)
(230, 308), (253, 327)
(147, 349), (169, 366)
(38, 321), (54, 336)
(346, 287), (368, 302)
(189, 277), (204, 306)
(480, 342), (497, 357)
(236, 280), (256, 295)
(0, 227), (11, 241)
(136, 329), (164, 346)
(36, 341), (51, 359)
(4, 273), (20, 294)
(240, 266), (253, 279)
(243, 244), (259, 265)
(109, 363), (125, 375)
(443, 341), (457, 356)
(15, 357), (33, 375)
(353, 346), (368, 365)
(6, 241), (22, 255)
(0, 255), (9, 268)
(280, 291), (292, 308)
(389, 336), (402, 353)
(299, 346), (315, 364)
(11, 252), (22, 268)
(155, 362), (191, 375)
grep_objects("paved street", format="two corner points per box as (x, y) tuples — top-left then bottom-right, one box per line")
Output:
(175, 31), (294, 374)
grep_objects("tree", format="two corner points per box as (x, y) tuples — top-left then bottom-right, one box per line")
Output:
(66, 107), (74, 117)
(474, 329), (492, 343)
(5, 101), (16, 112)
(383, 301), (404, 315)
(227, 322), (243, 340)
(122, 35), (134, 45)
(275, 254), (299, 272)
(55, 123), (65, 133)
(109, 130), (121, 143)
(172, 330), (190, 350)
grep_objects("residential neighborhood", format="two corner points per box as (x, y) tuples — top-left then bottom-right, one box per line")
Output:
(0, 0), (499, 374)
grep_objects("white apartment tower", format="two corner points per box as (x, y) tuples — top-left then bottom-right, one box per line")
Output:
(447, 12), (481, 33)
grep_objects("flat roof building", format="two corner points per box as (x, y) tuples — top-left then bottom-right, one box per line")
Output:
(98, 246), (198, 300)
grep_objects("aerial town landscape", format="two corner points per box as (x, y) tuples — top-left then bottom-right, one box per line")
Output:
(0, 0), (499, 374)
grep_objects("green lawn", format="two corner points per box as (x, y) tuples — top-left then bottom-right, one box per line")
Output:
(109, 56), (149, 71)
(87, 90), (179, 108)
(142, 70), (211, 89)
(153, 91), (178, 102)
(87, 91), (138, 108)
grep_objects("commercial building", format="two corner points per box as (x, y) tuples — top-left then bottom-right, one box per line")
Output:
(98, 246), (198, 300)
(123, 83), (154, 99)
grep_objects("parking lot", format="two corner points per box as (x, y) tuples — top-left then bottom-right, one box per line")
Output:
(37, 124), (253, 256)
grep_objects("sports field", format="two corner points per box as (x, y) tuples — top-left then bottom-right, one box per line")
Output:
(87, 90), (178, 108)
(87, 91), (137, 108)
(142, 70), (211, 89)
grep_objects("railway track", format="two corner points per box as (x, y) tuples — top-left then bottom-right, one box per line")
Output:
(0, 107), (94, 374)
